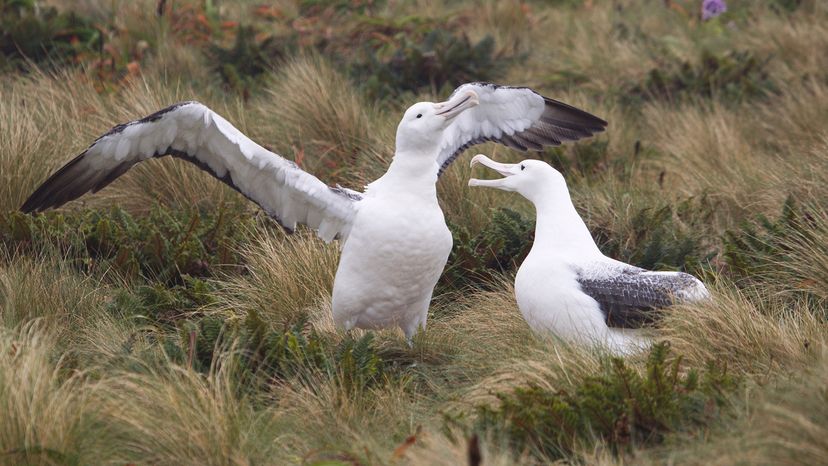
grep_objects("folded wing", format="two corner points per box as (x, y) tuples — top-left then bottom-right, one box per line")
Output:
(576, 263), (709, 328)
(21, 102), (360, 242)
(437, 82), (608, 176)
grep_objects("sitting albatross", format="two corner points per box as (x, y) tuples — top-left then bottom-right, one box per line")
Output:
(468, 155), (709, 355)
(20, 83), (606, 340)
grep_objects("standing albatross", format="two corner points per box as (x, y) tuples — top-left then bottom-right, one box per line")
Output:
(469, 155), (709, 355)
(21, 82), (606, 340)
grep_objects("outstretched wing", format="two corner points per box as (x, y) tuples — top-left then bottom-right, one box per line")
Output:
(437, 82), (608, 176)
(576, 263), (709, 328)
(21, 102), (361, 242)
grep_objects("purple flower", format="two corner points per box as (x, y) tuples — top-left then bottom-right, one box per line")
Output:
(701, 0), (727, 21)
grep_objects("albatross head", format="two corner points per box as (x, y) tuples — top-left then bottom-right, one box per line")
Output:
(395, 89), (479, 155)
(468, 154), (566, 202)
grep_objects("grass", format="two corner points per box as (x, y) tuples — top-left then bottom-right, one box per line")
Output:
(0, 0), (827, 464)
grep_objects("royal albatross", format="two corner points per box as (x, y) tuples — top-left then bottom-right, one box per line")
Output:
(20, 82), (606, 340)
(468, 155), (709, 355)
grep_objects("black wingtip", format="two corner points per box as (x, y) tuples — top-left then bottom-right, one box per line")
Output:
(544, 97), (608, 132)
(20, 152), (93, 214)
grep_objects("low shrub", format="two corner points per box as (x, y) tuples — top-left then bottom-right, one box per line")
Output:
(0, 206), (254, 285)
(108, 276), (218, 325)
(597, 196), (717, 273)
(442, 208), (534, 290)
(473, 343), (738, 461)
(623, 50), (776, 105)
(183, 311), (387, 394)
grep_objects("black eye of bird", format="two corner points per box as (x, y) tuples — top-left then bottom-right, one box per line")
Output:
(416, 114), (422, 119)
(520, 165), (526, 171)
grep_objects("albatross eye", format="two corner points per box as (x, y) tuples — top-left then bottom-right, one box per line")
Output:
(520, 164), (526, 171)
(416, 114), (422, 119)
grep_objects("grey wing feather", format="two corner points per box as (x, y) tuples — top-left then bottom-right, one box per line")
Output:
(576, 267), (708, 328)
(437, 82), (607, 176)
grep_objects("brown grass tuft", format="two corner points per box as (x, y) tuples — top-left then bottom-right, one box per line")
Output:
(215, 228), (340, 330)
(0, 323), (117, 465)
(659, 285), (825, 378)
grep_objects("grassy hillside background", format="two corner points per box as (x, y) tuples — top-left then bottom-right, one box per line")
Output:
(1, 0), (827, 464)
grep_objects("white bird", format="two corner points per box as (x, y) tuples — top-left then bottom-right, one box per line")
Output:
(21, 82), (606, 341)
(468, 155), (709, 355)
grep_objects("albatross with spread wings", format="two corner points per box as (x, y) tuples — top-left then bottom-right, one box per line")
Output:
(21, 82), (607, 340)
(468, 155), (709, 355)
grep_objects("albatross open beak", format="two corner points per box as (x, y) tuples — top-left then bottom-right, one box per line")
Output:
(434, 89), (479, 121)
(468, 154), (519, 190)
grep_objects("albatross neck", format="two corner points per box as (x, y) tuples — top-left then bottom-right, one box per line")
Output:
(529, 184), (602, 257)
(368, 150), (440, 197)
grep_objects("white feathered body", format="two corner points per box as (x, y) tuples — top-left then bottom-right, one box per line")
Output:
(516, 250), (604, 341)
(508, 176), (707, 355)
(515, 249), (651, 356)
(331, 162), (452, 339)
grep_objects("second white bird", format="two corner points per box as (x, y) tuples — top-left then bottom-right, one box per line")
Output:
(469, 155), (709, 355)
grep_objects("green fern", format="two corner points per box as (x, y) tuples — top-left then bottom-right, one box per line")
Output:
(472, 343), (739, 460)
(442, 208), (534, 291)
(591, 195), (717, 274)
(1, 205), (253, 285)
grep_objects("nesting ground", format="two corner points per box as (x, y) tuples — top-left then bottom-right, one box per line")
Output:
(1, 1), (826, 464)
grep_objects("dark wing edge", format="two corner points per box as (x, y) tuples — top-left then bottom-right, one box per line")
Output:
(437, 84), (608, 176)
(20, 102), (362, 242)
(21, 102), (197, 213)
(576, 270), (707, 329)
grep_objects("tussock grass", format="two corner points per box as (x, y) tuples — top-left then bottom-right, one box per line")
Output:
(97, 352), (283, 465)
(645, 96), (828, 226)
(406, 432), (522, 466)
(0, 69), (105, 213)
(216, 229), (340, 330)
(0, 323), (116, 465)
(428, 279), (537, 372)
(659, 285), (825, 378)
(753, 354), (828, 466)
(270, 372), (417, 463)
(0, 254), (108, 345)
(261, 54), (392, 186)
(771, 206), (828, 301)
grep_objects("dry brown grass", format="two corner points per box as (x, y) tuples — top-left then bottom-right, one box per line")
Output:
(268, 372), (419, 464)
(755, 355), (828, 466)
(1, 1), (827, 464)
(0, 323), (118, 465)
(644, 96), (828, 228)
(770, 206), (828, 301)
(260, 53), (392, 186)
(0, 254), (109, 346)
(0, 70), (106, 213)
(97, 353), (284, 465)
(215, 228), (340, 330)
(659, 285), (825, 378)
